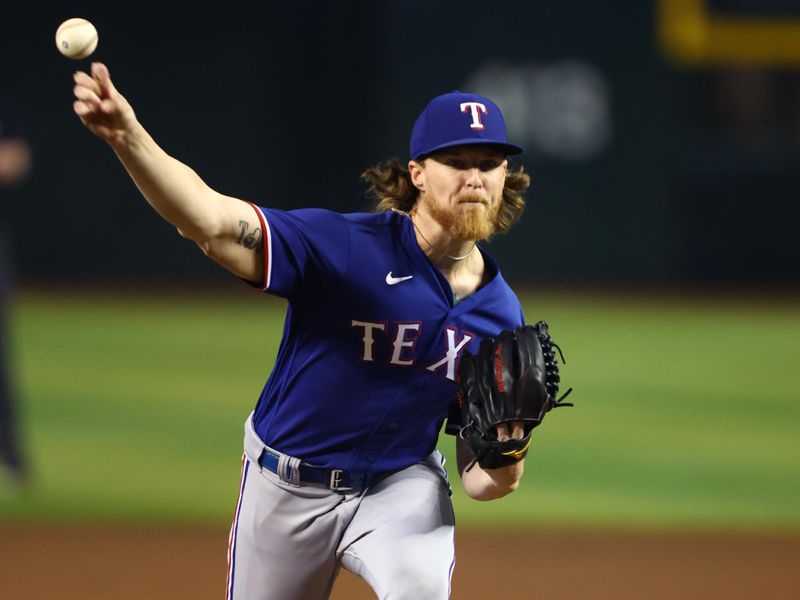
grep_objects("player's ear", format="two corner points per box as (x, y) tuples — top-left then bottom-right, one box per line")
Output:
(408, 159), (426, 192)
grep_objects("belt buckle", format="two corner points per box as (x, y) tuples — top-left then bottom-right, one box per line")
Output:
(329, 469), (353, 491)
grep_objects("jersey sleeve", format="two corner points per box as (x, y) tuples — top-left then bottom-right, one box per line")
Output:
(246, 204), (350, 298)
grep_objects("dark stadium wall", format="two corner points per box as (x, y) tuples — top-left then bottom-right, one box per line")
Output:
(2, 1), (798, 284)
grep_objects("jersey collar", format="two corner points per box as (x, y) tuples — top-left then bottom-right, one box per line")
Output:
(393, 211), (502, 312)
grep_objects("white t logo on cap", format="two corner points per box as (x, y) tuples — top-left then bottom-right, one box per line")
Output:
(460, 102), (488, 130)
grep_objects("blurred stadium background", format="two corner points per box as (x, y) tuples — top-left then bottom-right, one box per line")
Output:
(1, 1), (799, 598)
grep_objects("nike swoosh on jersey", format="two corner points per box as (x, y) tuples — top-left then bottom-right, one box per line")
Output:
(385, 272), (414, 285)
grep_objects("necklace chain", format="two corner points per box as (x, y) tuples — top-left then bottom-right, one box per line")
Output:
(390, 208), (476, 261)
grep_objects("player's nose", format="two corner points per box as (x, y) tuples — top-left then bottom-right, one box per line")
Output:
(465, 168), (483, 188)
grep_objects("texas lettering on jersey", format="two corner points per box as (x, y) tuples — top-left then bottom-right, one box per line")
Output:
(351, 321), (473, 381)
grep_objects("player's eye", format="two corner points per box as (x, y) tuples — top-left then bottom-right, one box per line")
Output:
(479, 160), (500, 171)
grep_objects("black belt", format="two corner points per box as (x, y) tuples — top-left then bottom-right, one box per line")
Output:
(258, 450), (376, 492)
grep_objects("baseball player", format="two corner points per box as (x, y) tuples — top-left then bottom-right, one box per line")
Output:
(72, 62), (532, 599)
(0, 101), (33, 492)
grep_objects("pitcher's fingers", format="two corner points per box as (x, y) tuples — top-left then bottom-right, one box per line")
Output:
(496, 423), (510, 441)
(91, 62), (117, 96)
(73, 71), (101, 96)
(99, 98), (118, 114)
(73, 100), (93, 117)
(510, 420), (525, 440)
(74, 85), (102, 107)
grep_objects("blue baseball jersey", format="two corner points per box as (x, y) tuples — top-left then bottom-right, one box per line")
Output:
(247, 205), (524, 476)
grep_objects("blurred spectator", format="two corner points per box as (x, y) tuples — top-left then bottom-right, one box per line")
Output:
(0, 98), (32, 493)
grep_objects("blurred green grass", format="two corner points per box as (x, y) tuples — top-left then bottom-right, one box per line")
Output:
(2, 286), (799, 531)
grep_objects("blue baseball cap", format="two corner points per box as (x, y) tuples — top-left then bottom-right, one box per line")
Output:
(409, 91), (524, 160)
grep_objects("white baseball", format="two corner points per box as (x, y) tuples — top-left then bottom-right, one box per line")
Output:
(55, 18), (99, 60)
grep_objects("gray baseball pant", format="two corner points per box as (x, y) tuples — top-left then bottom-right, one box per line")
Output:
(225, 416), (456, 600)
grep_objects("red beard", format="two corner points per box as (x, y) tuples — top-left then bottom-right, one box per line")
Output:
(429, 193), (502, 242)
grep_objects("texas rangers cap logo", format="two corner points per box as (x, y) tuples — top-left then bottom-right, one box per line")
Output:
(460, 101), (487, 130)
(409, 91), (524, 160)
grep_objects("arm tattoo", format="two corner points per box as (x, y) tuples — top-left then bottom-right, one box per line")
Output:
(237, 220), (264, 254)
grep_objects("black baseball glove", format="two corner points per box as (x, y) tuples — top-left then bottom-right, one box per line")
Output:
(457, 321), (572, 470)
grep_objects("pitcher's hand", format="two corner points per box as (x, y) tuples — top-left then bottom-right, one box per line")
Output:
(73, 62), (137, 145)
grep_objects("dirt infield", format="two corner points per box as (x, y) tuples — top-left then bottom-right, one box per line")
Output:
(2, 524), (799, 599)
